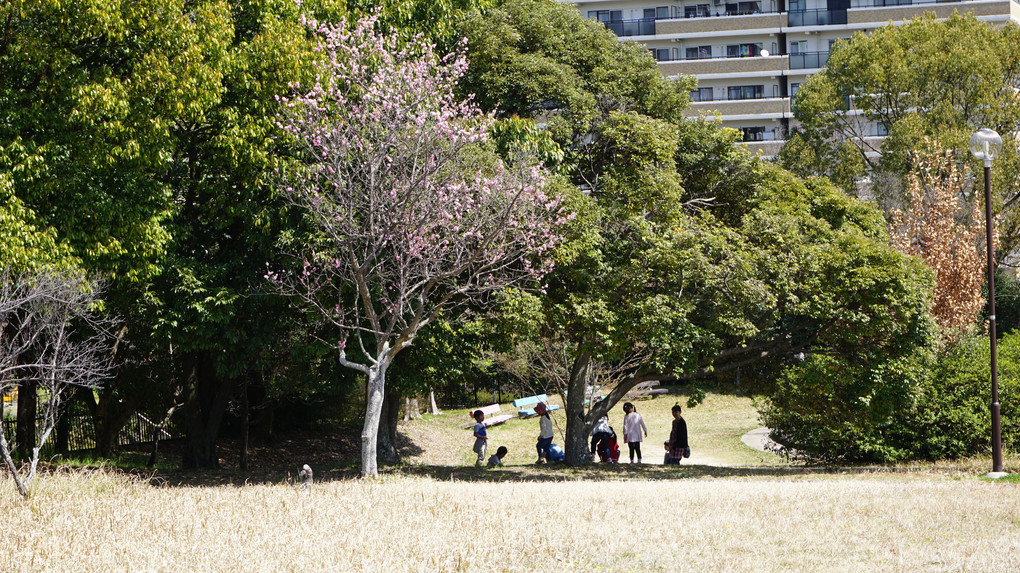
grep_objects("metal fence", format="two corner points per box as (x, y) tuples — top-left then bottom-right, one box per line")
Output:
(1, 412), (183, 455)
(788, 9), (847, 26)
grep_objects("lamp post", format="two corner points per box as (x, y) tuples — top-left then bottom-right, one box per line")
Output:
(969, 127), (1006, 476)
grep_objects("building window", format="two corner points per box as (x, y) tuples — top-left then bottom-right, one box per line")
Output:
(649, 48), (671, 61)
(829, 38), (848, 50)
(690, 87), (713, 102)
(876, 122), (889, 136)
(684, 4), (711, 17)
(740, 127), (766, 142)
(726, 43), (763, 58)
(643, 6), (671, 19)
(724, 1), (761, 15)
(728, 85), (764, 100)
(587, 10), (622, 23)
(790, 40), (807, 54)
(685, 45), (712, 59)
(790, 83), (800, 97)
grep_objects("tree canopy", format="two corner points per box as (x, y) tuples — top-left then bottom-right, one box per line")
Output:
(780, 12), (1020, 255)
(456, 0), (935, 464)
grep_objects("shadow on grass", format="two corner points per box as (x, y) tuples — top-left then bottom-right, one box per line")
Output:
(139, 460), (989, 489)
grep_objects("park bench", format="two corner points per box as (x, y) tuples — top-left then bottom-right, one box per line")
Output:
(465, 403), (513, 428)
(513, 394), (561, 418)
(625, 381), (669, 399)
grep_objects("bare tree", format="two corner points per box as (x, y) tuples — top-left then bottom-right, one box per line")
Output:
(272, 14), (567, 477)
(0, 267), (115, 498)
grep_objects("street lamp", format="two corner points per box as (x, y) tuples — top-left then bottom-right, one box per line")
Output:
(969, 127), (1006, 477)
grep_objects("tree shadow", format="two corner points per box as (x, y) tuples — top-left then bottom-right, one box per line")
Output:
(139, 460), (971, 489)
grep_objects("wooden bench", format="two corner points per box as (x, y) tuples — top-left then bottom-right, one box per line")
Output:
(465, 403), (513, 428)
(626, 381), (669, 398)
(513, 394), (561, 418)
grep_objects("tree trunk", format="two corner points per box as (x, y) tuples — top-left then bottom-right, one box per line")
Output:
(240, 380), (249, 471)
(16, 380), (37, 459)
(360, 359), (391, 478)
(403, 397), (421, 421)
(563, 352), (593, 465)
(146, 405), (179, 468)
(377, 384), (401, 465)
(182, 352), (234, 469)
(429, 390), (440, 415)
(54, 405), (71, 455)
(91, 388), (140, 459)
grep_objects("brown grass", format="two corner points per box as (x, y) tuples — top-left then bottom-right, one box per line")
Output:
(2, 468), (1019, 572)
(3, 390), (1019, 571)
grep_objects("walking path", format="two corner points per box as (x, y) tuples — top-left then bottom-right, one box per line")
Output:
(741, 427), (777, 453)
(622, 428), (777, 467)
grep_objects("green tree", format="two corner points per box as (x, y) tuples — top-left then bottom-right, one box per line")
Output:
(0, 0), (342, 467)
(459, 0), (936, 464)
(780, 12), (1020, 254)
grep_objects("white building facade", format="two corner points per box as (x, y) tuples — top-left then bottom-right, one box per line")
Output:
(568, 0), (1020, 156)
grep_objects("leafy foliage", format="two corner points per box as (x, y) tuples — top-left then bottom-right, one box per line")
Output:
(764, 330), (1020, 463)
(780, 13), (1020, 255)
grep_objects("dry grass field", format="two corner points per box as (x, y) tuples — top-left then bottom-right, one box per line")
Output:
(3, 390), (1020, 572)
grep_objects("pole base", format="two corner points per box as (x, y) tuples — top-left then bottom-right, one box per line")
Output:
(983, 471), (1009, 480)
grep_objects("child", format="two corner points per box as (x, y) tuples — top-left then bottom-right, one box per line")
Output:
(487, 445), (508, 467)
(622, 401), (648, 463)
(590, 415), (612, 462)
(535, 402), (554, 463)
(472, 409), (488, 467)
(664, 403), (688, 465)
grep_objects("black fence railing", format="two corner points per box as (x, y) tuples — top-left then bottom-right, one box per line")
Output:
(1, 412), (183, 455)
(789, 51), (830, 69)
(788, 9), (847, 26)
(604, 18), (656, 37)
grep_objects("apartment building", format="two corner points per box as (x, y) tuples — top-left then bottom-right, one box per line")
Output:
(569, 0), (1020, 156)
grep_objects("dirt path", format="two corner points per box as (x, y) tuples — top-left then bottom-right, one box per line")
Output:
(611, 447), (730, 467)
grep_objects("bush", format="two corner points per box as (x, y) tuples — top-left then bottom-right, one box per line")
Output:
(760, 332), (1020, 463)
(759, 353), (925, 463)
(891, 334), (989, 459)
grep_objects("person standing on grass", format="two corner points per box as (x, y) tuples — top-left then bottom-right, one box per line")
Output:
(535, 402), (554, 463)
(472, 409), (488, 467)
(664, 403), (688, 464)
(622, 402), (648, 463)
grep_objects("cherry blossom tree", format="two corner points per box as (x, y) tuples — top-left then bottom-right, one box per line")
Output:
(273, 14), (568, 477)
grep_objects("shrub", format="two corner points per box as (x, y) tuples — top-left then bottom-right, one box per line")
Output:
(759, 353), (925, 463)
(761, 332), (1020, 463)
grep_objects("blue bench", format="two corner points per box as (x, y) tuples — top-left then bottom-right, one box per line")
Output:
(513, 394), (561, 418)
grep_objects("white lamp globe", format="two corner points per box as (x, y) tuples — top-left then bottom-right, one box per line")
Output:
(970, 128), (1003, 164)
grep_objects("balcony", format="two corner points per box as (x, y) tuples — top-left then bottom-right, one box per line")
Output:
(788, 8), (848, 26)
(602, 18), (656, 37)
(846, 0), (1017, 24)
(744, 139), (786, 157)
(659, 55), (785, 76)
(687, 97), (790, 118)
(655, 12), (784, 34)
(847, 0), (993, 6)
(788, 51), (829, 69)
